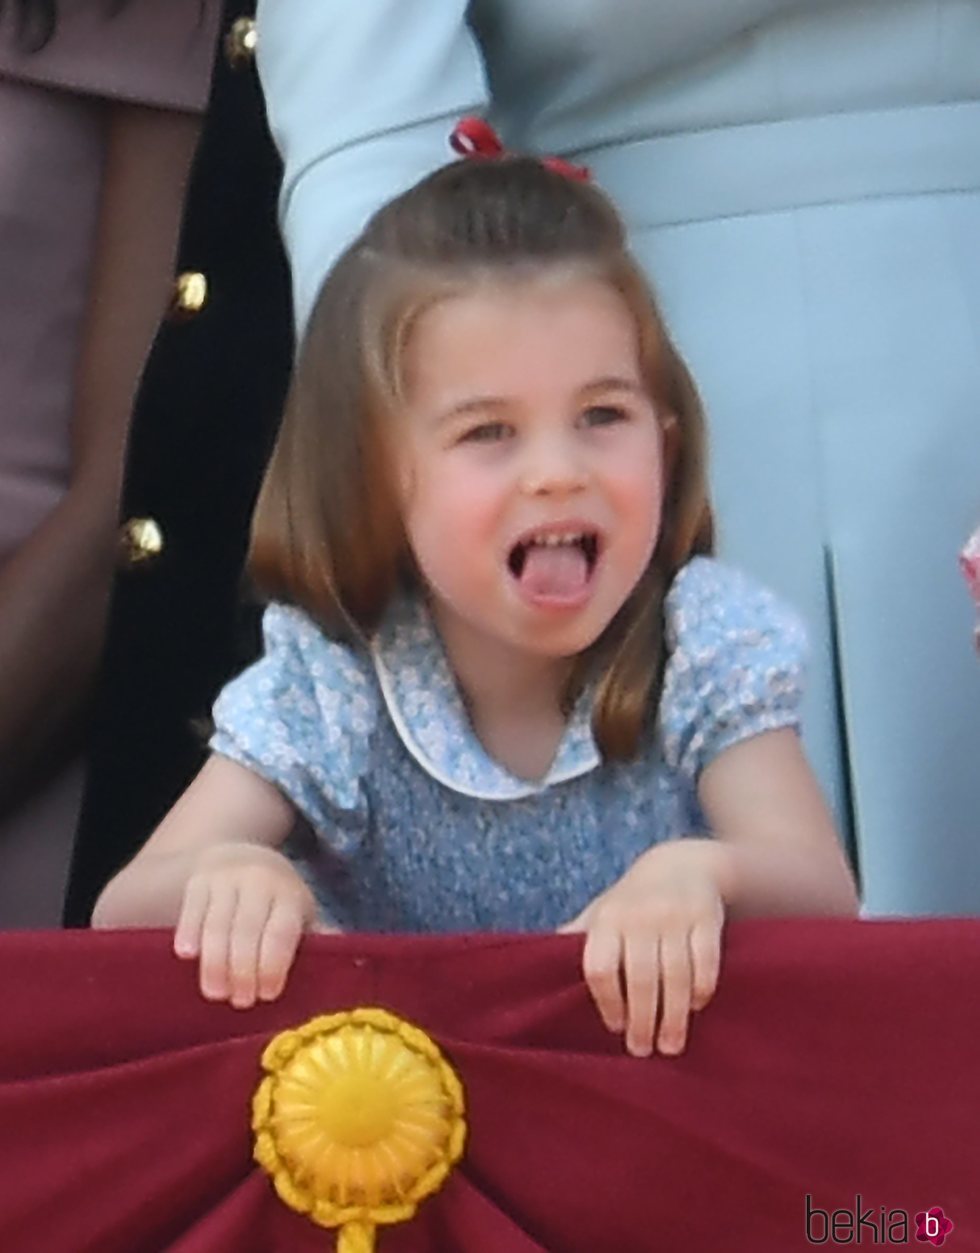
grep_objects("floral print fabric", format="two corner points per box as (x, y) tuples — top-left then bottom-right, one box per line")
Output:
(210, 558), (807, 931)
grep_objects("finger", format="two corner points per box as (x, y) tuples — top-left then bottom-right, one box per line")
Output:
(174, 875), (209, 959)
(622, 931), (659, 1057)
(582, 924), (625, 1033)
(257, 900), (306, 1001)
(689, 916), (723, 1011)
(198, 884), (238, 1002)
(656, 930), (693, 1056)
(557, 903), (592, 934)
(311, 918), (342, 935)
(227, 888), (274, 1009)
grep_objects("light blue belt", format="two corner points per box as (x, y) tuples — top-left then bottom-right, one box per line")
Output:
(580, 101), (980, 228)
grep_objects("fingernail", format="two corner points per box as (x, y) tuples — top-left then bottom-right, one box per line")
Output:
(659, 1038), (685, 1055)
(627, 1041), (653, 1058)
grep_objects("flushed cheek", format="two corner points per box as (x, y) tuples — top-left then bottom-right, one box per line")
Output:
(606, 459), (665, 553)
(403, 474), (506, 587)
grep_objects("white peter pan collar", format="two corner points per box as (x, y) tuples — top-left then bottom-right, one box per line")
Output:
(370, 593), (600, 800)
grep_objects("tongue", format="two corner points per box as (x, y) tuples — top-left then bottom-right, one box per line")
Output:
(520, 544), (589, 598)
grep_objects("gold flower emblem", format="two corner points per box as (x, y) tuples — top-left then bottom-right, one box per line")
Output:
(253, 1008), (466, 1251)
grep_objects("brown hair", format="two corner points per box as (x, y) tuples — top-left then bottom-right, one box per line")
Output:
(251, 156), (713, 759)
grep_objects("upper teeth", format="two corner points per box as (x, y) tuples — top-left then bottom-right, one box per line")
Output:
(528, 532), (585, 547)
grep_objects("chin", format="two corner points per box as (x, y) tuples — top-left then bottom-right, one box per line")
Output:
(516, 612), (614, 658)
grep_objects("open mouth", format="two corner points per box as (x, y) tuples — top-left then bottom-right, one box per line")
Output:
(507, 531), (600, 577)
(506, 530), (602, 603)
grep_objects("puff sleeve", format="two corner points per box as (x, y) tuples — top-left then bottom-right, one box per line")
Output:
(659, 558), (808, 782)
(255, 0), (489, 334)
(209, 604), (377, 853)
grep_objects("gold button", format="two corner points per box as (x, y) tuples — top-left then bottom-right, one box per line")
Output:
(169, 271), (208, 321)
(224, 17), (257, 68)
(119, 517), (164, 569)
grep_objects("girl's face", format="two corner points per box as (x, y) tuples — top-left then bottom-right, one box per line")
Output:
(398, 276), (668, 667)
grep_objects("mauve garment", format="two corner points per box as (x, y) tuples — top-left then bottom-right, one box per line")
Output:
(0, 0), (221, 926)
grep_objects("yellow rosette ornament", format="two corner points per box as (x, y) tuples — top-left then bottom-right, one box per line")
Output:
(253, 1007), (466, 1251)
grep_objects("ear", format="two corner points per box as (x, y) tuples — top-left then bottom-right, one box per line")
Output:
(659, 412), (680, 481)
(393, 441), (417, 505)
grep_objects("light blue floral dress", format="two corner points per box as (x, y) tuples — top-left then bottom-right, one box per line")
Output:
(210, 558), (806, 932)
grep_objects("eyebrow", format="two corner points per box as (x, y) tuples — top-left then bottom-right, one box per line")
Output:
(580, 376), (648, 398)
(435, 396), (509, 424)
(433, 377), (648, 427)
(428, 396), (509, 433)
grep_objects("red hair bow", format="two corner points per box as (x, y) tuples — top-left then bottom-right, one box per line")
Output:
(449, 116), (591, 182)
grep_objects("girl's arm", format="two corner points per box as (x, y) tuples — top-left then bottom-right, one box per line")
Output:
(694, 726), (860, 918)
(91, 754), (298, 928)
(560, 727), (857, 1058)
(94, 755), (323, 1007)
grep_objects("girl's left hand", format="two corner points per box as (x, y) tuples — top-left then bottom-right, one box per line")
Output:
(557, 840), (726, 1058)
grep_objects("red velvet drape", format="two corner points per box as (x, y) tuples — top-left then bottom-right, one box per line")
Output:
(0, 922), (977, 1252)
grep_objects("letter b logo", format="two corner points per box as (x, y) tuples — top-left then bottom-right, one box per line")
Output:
(914, 1206), (954, 1246)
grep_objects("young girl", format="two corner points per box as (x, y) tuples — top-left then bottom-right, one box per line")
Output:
(93, 146), (859, 1058)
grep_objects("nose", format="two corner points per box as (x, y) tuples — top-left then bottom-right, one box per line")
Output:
(518, 430), (588, 496)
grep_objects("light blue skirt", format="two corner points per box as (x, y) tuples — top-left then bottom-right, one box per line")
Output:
(588, 101), (980, 916)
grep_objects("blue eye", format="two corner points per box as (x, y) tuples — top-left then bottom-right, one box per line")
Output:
(583, 405), (627, 427)
(459, 421), (509, 444)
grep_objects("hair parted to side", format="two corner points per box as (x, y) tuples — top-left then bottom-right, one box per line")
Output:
(251, 155), (714, 760)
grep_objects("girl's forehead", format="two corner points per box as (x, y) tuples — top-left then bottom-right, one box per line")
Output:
(423, 271), (633, 324)
(404, 275), (645, 389)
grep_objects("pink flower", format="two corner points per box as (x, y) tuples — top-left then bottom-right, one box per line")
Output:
(914, 1206), (955, 1246)
(961, 525), (980, 606)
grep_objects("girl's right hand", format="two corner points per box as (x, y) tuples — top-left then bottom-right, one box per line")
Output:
(173, 843), (328, 1008)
